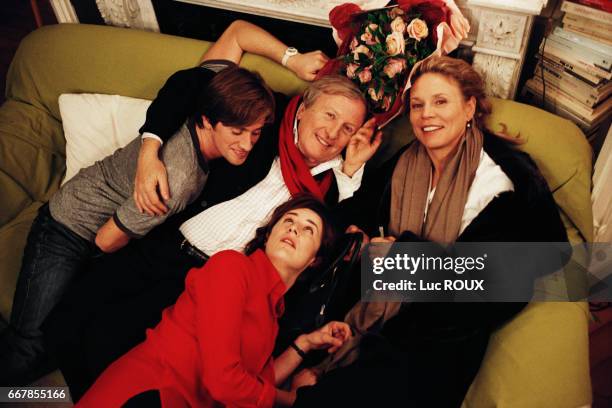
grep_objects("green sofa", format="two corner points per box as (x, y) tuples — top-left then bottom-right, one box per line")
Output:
(0, 24), (593, 406)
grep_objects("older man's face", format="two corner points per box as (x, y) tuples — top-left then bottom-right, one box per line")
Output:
(296, 94), (367, 167)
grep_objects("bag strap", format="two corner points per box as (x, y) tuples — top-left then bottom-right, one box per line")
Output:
(310, 232), (364, 328)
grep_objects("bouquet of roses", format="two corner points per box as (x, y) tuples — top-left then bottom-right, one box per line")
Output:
(319, 0), (466, 126)
(345, 7), (434, 113)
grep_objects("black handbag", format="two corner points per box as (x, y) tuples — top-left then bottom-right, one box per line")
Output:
(274, 232), (363, 356)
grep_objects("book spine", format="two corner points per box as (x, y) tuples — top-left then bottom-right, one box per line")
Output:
(529, 76), (612, 120)
(536, 63), (600, 105)
(562, 14), (612, 35)
(541, 41), (611, 80)
(527, 79), (611, 127)
(526, 78), (593, 119)
(563, 25), (612, 46)
(548, 34), (610, 70)
(525, 83), (592, 128)
(553, 27), (612, 59)
(544, 59), (612, 97)
(537, 54), (601, 86)
(532, 74), (598, 107)
(561, 0), (612, 25)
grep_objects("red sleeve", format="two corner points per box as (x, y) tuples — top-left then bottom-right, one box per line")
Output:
(194, 251), (276, 408)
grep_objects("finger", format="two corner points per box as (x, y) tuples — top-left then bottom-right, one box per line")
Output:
(134, 192), (143, 213)
(328, 343), (344, 353)
(142, 184), (165, 216)
(321, 333), (343, 347)
(350, 134), (370, 146)
(140, 193), (158, 216)
(373, 131), (383, 146)
(146, 188), (168, 215)
(335, 322), (352, 338)
(363, 117), (377, 129)
(346, 225), (360, 233)
(332, 325), (350, 341)
(158, 173), (171, 201)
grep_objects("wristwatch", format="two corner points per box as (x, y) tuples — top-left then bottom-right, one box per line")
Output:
(281, 47), (299, 67)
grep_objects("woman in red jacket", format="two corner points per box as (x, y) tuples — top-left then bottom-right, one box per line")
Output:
(77, 194), (350, 408)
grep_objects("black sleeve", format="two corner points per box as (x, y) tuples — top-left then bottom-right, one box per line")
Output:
(139, 61), (237, 143)
(333, 145), (407, 235)
(139, 67), (212, 142)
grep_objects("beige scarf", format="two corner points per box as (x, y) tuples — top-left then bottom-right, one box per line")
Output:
(314, 125), (483, 375)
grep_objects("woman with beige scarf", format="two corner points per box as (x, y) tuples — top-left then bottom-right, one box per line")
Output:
(292, 56), (568, 407)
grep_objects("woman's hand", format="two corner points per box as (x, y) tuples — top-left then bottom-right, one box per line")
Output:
(343, 118), (383, 177)
(369, 235), (397, 260)
(286, 51), (330, 81)
(134, 138), (170, 216)
(346, 225), (370, 257)
(300, 321), (352, 354)
(291, 368), (318, 391)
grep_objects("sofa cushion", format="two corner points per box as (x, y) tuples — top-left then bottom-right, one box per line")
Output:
(59, 93), (152, 184)
(485, 98), (593, 242)
(464, 302), (592, 408)
(6, 24), (308, 124)
(0, 202), (43, 319)
(0, 100), (65, 226)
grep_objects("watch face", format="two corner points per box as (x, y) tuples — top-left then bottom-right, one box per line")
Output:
(287, 47), (298, 56)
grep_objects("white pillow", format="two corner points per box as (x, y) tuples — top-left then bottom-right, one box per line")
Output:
(58, 93), (152, 184)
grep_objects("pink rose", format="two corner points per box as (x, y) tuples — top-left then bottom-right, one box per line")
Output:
(383, 58), (407, 78)
(407, 18), (429, 41)
(358, 68), (372, 84)
(368, 87), (383, 102)
(390, 16), (406, 33)
(361, 24), (380, 45)
(346, 63), (359, 79)
(353, 45), (372, 61)
(385, 31), (405, 56)
(360, 31), (375, 45)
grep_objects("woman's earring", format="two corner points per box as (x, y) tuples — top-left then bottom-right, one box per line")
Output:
(466, 121), (472, 129)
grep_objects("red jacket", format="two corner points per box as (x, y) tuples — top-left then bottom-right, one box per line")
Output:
(78, 249), (285, 408)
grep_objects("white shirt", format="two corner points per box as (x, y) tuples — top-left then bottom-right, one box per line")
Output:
(424, 149), (514, 235)
(460, 149), (514, 233)
(180, 115), (364, 255)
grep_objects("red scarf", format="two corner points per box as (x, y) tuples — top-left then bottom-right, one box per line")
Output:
(279, 95), (333, 201)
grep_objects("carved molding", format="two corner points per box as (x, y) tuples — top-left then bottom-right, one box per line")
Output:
(477, 10), (526, 54)
(472, 53), (517, 98)
(95, 0), (160, 31)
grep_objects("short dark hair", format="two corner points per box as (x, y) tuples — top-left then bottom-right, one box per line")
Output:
(194, 66), (275, 128)
(244, 193), (338, 274)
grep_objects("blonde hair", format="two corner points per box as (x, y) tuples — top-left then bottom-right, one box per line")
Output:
(410, 56), (490, 128)
(410, 56), (520, 143)
(303, 75), (367, 114)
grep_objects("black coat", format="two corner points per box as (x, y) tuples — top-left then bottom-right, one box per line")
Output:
(338, 132), (568, 243)
(294, 134), (570, 408)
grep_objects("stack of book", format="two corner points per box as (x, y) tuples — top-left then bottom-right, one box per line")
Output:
(523, 0), (611, 141)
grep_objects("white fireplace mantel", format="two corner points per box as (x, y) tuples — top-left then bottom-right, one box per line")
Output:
(171, 0), (548, 100)
(459, 0), (549, 99)
(50, 0), (548, 99)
